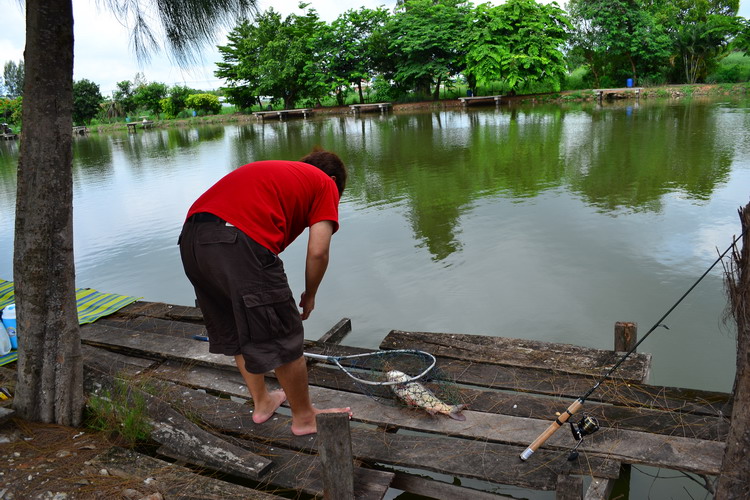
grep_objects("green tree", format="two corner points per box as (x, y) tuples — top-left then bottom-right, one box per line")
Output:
(216, 7), (326, 109)
(72, 79), (103, 125)
(185, 93), (222, 114)
(465, 0), (571, 95)
(326, 7), (391, 104)
(2, 60), (25, 98)
(0, 97), (23, 125)
(14, 0), (256, 428)
(134, 81), (169, 116)
(661, 0), (741, 83)
(387, 0), (470, 100)
(112, 80), (138, 117)
(568, 0), (672, 86)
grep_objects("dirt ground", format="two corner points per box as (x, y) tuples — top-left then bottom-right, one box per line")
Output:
(0, 418), (165, 500)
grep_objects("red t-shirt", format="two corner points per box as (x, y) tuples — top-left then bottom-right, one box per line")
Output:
(186, 160), (340, 254)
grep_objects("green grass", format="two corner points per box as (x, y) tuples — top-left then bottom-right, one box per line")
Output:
(85, 378), (152, 446)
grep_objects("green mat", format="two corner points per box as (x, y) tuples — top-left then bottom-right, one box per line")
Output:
(0, 279), (141, 366)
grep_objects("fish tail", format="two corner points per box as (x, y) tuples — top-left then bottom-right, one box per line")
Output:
(448, 404), (467, 421)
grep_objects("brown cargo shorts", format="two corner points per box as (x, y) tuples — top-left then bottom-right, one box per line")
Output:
(178, 213), (303, 373)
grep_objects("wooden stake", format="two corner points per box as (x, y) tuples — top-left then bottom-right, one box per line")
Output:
(317, 412), (354, 499)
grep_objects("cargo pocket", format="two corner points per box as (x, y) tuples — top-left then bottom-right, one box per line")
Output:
(242, 288), (298, 342)
(197, 228), (237, 245)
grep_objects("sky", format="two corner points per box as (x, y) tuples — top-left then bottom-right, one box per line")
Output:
(1, 0), (749, 96)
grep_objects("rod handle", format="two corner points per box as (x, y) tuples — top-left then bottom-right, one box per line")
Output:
(520, 399), (584, 461)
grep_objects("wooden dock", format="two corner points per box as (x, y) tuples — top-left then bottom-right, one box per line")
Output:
(350, 103), (392, 115)
(458, 95), (503, 106)
(593, 87), (643, 101)
(126, 120), (154, 132)
(9, 301), (730, 499)
(253, 108), (313, 121)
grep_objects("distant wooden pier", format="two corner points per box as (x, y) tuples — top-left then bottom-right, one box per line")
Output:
(458, 95), (503, 106)
(253, 108), (313, 121)
(350, 103), (392, 115)
(593, 87), (643, 101)
(3, 302), (730, 499)
(126, 119), (154, 133)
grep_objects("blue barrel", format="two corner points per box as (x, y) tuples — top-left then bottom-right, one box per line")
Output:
(626, 78), (633, 88)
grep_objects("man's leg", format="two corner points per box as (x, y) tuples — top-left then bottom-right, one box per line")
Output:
(235, 355), (287, 424)
(273, 356), (351, 436)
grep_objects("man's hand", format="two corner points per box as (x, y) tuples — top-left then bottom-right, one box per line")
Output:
(300, 220), (334, 320)
(299, 291), (315, 320)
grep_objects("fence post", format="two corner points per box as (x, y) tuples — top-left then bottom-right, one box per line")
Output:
(614, 322), (638, 352)
(316, 412), (354, 499)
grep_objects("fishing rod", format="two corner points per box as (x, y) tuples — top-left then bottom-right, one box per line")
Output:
(520, 225), (749, 461)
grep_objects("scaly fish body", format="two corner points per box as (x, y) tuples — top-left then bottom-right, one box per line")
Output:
(387, 370), (466, 421)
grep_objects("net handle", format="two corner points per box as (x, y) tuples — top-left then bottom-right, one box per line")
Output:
(303, 349), (437, 386)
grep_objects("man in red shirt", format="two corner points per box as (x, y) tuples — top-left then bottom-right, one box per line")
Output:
(179, 148), (351, 435)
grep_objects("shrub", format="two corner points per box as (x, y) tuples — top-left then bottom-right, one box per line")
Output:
(185, 93), (222, 115)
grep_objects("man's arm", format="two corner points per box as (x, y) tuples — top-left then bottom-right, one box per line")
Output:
(299, 220), (335, 320)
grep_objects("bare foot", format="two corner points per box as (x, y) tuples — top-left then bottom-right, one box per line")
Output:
(252, 389), (287, 424)
(291, 407), (352, 436)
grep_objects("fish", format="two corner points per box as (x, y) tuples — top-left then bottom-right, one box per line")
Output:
(386, 370), (466, 421)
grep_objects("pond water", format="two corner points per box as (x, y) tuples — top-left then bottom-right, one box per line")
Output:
(1, 95), (748, 498)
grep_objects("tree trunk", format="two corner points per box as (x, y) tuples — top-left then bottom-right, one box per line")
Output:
(13, 0), (83, 426)
(358, 82), (365, 104)
(716, 202), (750, 498)
(432, 75), (442, 101)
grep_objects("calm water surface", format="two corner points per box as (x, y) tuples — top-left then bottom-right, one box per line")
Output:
(1, 96), (749, 497)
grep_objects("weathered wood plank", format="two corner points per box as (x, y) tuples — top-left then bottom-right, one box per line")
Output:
(217, 433), (394, 500)
(317, 317), (353, 344)
(81, 322), (233, 367)
(389, 472), (517, 499)
(93, 306), (726, 418)
(88, 446), (284, 499)
(91, 351), (723, 476)
(109, 300), (202, 322)
(82, 344), (158, 377)
(158, 368), (719, 476)
(144, 377), (621, 490)
(382, 330), (651, 382)
(317, 412), (356, 499)
(556, 474), (583, 500)
(152, 360), (729, 441)
(81, 322), (730, 433)
(85, 369), (273, 480)
(583, 477), (616, 500)
(96, 314), (207, 339)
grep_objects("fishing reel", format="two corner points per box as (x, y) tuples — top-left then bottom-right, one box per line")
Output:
(567, 415), (600, 461)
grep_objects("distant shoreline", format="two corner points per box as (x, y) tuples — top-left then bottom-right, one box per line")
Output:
(89, 83), (750, 134)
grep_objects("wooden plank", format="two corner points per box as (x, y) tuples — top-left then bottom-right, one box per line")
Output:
(390, 472), (517, 499)
(150, 365), (720, 477)
(88, 446), (284, 499)
(82, 322), (731, 424)
(583, 477), (616, 500)
(304, 342), (730, 417)
(85, 369), (273, 480)
(145, 376), (622, 490)
(82, 344), (157, 377)
(112, 301), (203, 322)
(218, 434), (394, 500)
(382, 330), (651, 383)
(81, 322), (233, 368)
(556, 474), (583, 500)
(153, 360), (729, 442)
(317, 317), (353, 344)
(317, 412), (356, 499)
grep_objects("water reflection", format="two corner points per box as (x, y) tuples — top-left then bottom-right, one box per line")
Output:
(0, 97), (747, 397)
